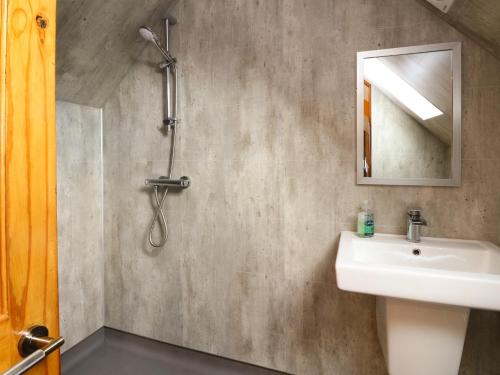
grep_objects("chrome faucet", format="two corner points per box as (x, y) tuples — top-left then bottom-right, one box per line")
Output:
(407, 209), (427, 242)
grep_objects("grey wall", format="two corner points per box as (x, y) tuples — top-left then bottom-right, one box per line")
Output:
(371, 87), (450, 179)
(100, 0), (500, 374)
(56, 101), (104, 352)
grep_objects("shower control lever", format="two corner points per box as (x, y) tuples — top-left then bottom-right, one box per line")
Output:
(145, 176), (190, 189)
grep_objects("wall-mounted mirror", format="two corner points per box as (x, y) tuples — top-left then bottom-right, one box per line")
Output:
(356, 42), (461, 186)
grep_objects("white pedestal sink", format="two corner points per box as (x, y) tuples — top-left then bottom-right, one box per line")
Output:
(335, 231), (500, 375)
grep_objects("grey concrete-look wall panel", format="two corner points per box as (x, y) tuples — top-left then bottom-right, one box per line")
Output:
(56, 101), (104, 352)
(371, 86), (450, 179)
(56, 0), (178, 107)
(101, 0), (500, 374)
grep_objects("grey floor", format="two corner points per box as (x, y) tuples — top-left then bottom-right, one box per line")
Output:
(62, 328), (288, 375)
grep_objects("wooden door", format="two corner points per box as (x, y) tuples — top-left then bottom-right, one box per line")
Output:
(363, 80), (372, 177)
(0, 0), (59, 373)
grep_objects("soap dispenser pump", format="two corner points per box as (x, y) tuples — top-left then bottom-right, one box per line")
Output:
(357, 200), (374, 238)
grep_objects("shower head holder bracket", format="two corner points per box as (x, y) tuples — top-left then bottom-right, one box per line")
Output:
(163, 117), (179, 127)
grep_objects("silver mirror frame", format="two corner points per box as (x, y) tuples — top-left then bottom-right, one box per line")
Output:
(356, 42), (462, 187)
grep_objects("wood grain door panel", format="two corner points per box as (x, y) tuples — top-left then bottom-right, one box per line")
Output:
(0, 0), (59, 373)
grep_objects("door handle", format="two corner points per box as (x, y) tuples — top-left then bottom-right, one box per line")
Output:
(1, 325), (64, 375)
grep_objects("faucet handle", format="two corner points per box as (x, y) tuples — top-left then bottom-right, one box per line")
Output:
(414, 218), (427, 226)
(408, 208), (422, 217)
(408, 209), (427, 226)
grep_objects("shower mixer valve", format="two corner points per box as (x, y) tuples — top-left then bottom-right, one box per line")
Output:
(145, 176), (191, 189)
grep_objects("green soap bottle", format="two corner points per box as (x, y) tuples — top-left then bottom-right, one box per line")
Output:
(357, 200), (374, 238)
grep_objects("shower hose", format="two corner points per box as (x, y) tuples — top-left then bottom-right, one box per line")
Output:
(148, 125), (176, 247)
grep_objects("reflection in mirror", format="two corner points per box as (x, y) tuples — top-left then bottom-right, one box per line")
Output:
(357, 43), (461, 186)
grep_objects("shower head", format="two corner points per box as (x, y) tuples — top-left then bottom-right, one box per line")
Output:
(139, 26), (160, 44)
(138, 25), (176, 66)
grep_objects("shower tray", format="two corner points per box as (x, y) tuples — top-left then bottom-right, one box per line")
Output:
(61, 328), (287, 375)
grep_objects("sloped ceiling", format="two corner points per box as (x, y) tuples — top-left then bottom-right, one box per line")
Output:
(57, 0), (499, 108)
(421, 0), (500, 60)
(56, 0), (178, 107)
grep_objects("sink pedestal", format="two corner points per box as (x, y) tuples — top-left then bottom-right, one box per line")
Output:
(376, 297), (469, 375)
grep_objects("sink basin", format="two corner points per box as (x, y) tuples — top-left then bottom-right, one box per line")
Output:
(336, 231), (500, 310)
(335, 231), (500, 375)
